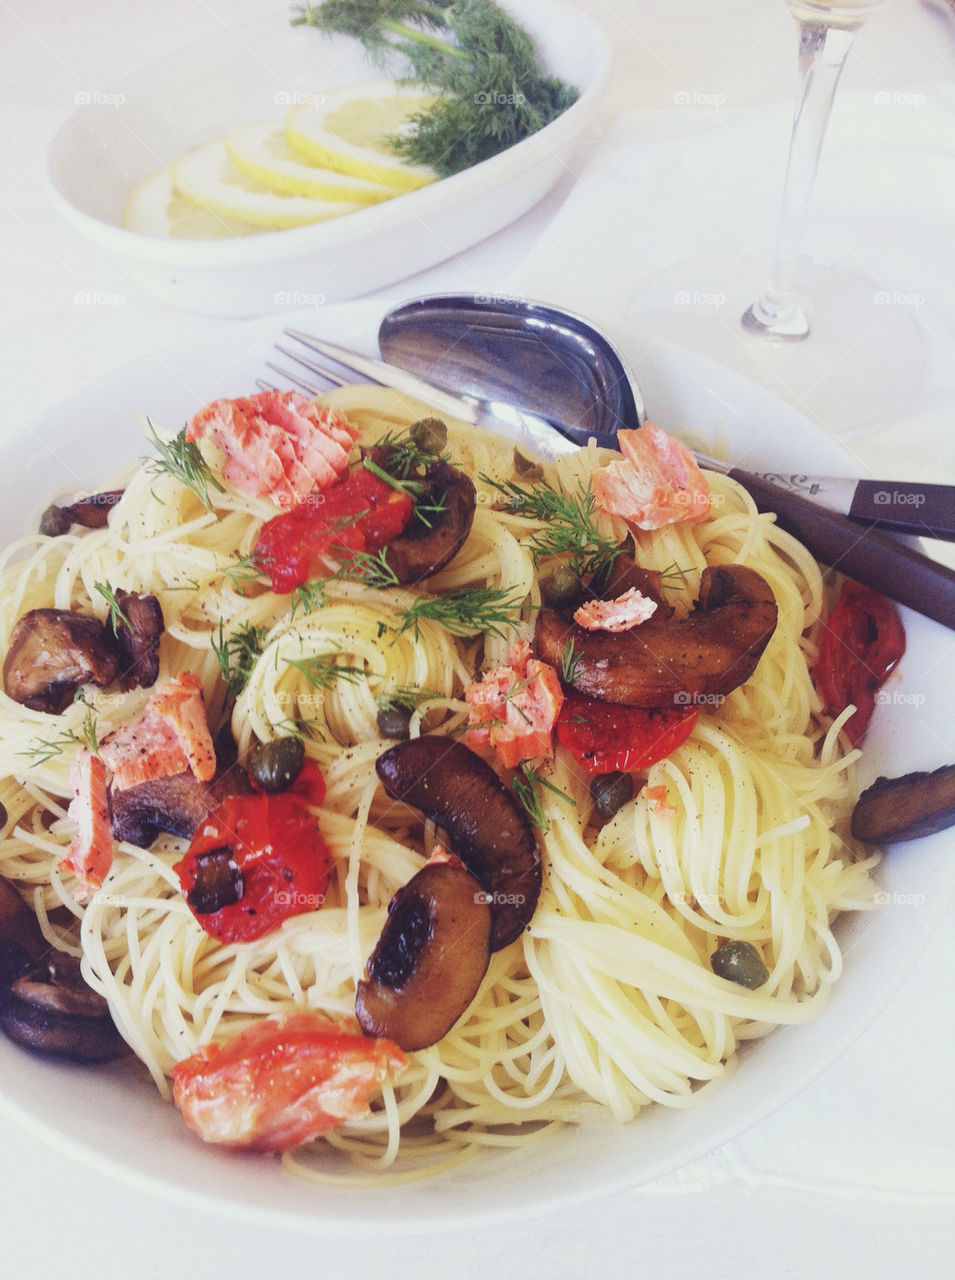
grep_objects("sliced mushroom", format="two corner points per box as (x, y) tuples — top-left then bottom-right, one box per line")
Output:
(375, 737), (540, 950)
(586, 557), (674, 619)
(0, 952), (126, 1061)
(0, 875), (47, 993)
(2, 608), (122, 714)
(39, 490), (124, 537)
(536, 564), (778, 708)
(112, 589), (164, 688)
(851, 763), (955, 844)
(356, 861), (492, 1051)
(378, 456), (477, 584)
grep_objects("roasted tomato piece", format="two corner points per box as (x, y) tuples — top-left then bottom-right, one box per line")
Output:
(555, 690), (697, 774)
(253, 468), (413, 592)
(171, 1012), (405, 1150)
(174, 779), (331, 944)
(813, 581), (905, 747)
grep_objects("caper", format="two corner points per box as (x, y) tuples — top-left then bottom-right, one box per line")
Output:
(540, 564), (583, 610)
(410, 417), (448, 455)
(589, 771), (634, 823)
(39, 504), (70, 537)
(377, 703), (414, 740)
(513, 447), (543, 479)
(710, 940), (769, 989)
(249, 736), (305, 792)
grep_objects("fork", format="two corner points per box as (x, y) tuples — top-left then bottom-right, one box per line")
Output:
(261, 326), (955, 632)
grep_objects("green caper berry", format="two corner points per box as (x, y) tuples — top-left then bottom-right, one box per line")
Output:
(377, 704), (414, 740)
(513, 447), (543, 479)
(710, 940), (769, 989)
(249, 737), (305, 793)
(540, 564), (583, 610)
(39, 504), (70, 537)
(589, 771), (634, 822)
(410, 417), (448, 455)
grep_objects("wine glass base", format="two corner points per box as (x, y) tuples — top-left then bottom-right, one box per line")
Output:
(629, 254), (929, 439)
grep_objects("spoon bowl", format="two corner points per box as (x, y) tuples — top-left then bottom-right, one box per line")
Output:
(378, 293), (645, 451)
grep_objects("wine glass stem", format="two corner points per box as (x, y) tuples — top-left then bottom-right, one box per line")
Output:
(745, 19), (858, 338)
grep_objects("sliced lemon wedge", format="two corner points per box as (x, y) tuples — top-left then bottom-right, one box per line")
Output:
(225, 121), (395, 204)
(285, 79), (438, 192)
(170, 139), (365, 229)
(123, 167), (265, 239)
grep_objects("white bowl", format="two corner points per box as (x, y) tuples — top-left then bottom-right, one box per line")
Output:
(45, 2), (611, 317)
(1, 298), (952, 1230)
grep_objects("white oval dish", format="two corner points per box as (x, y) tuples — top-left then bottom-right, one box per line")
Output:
(45, 2), (611, 317)
(0, 299), (952, 1230)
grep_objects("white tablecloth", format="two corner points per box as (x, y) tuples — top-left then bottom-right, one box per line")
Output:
(1, 2), (953, 1275)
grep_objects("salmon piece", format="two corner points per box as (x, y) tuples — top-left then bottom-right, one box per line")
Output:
(465, 639), (564, 769)
(644, 784), (676, 819)
(592, 422), (711, 529)
(186, 391), (356, 507)
(573, 587), (658, 632)
(171, 1012), (405, 1151)
(100, 673), (215, 791)
(61, 749), (113, 900)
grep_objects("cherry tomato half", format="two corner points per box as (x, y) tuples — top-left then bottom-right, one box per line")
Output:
(555, 690), (698, 774)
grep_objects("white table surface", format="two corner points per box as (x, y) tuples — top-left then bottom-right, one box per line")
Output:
(1, 2), (953, 1275)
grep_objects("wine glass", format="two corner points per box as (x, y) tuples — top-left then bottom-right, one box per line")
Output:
(629, 0), (927, 439)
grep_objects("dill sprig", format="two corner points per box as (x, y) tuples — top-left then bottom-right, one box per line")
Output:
(22, 692), (102, 764)
(510, 762), (573, 833)
(144, 421), (224, 511)
(93, 580), (131, 634)
(285, 652), (366, 691)
(271, 715), (326, 742)
(558, 638), (580, 684)
(395, 585), (525, 641)
(289, 578), (328, 619)
(362, 453), (448, 530)
(481, 474), (620, 578)
(220, 552), (264, 594)
(375, 683), (440, 713)
(293, 1), (579, 177)
(212, 621), (269, 697)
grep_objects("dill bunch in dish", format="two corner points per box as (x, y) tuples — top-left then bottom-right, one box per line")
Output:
(292, 0), (579, 176)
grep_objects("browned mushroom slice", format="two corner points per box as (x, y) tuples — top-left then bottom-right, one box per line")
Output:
(356, 861), (492, 1051)
(0, 952), (126, 1062)
(379, 457), (476, 584)
(39, 490), (124, 536)
(2, 609), (122, 714)
(112, 589), (164, 688)
(536, 564), (778, 708)
(109, 743), (252, 847)
(851, 764), (955, 844)
(0, 875), (47, 993)
(375, 737), (540, 950)
(586, 558), (674, 620)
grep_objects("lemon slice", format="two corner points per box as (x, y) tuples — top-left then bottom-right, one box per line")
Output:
(285, 79), (438, 192)
(170, 139), (365, 229)
(225, 121), (394, 204)
(124, 168), (265, 239)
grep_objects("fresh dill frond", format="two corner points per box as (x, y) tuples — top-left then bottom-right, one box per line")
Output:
(375, 684), (440, 713)
(481, 475), (620, 578)
(659, 561), (693, 589)
(333, 548), (401, 590)
(558, 638), (580, 684)
(289, 578), (328, 619)
(212, 621), (269, 697)
(293, 2), (579, 178)
(285, 653), (365, 691)
(144, 420), (224, 511)
(93, 580), (131, 634)
(270, 715), (326, 743)
(22, 691), (102, 764)
(370, 430), (446, 480)
(510, 762), (574, 833)
(395, 585), (525, 641)
(362, 454), (448, 530)
(220, 552), (264, 594)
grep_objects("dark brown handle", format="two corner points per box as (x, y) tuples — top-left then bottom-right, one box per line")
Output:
(849, 480), (955, 542)
(729, 468), (955, 631)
